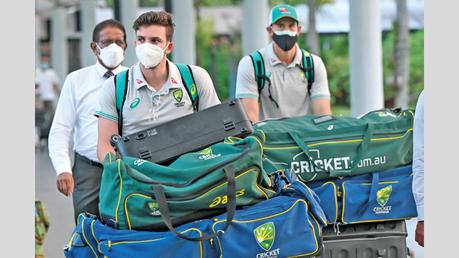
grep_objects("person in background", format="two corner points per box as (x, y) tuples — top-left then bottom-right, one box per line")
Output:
(413, 90), (424, 247)
(235, 4), (331, 123)
(48, 19), (128, 223)
(96, 11), (220, 161)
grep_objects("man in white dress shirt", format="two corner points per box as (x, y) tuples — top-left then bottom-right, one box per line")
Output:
(413, 90), (424, 247)
(48, 19), (128, 222)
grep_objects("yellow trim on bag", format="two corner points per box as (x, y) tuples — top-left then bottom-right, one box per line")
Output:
(341, 182), (347, 223)
(212, 199), (320, 258)
(90, 220), (101, 254)
(124, 193), (153, 230)
(224, 136), (243, 144)
(66, 233), (76, 251)
(296, 180), (328, 225)
(262, 129), (412, 151)
(115, 159), (123, 224)
(340, 180), (406, 224)
(322, 181), (339, 223)
(196, 168), (269, 200)
(370, 128), (413, 141)
(252, 136), (265, 156)
(122, 168), (272, 229)
(80, 218), (98, 258)
(359, 181), (399, 186)
(350, 217), (414, 224)
(105, 228), (204, 258)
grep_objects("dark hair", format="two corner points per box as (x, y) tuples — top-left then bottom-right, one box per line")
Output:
(133, 11), (175, 41)
(92, 19), (126, 43)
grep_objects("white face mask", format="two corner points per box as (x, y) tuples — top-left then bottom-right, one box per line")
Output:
(97, 43), (125, 68)
(135, 42), (169, 69)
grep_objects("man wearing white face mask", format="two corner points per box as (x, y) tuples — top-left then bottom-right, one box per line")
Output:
(236, 4), (331, 123)
(48, 19), (128, 223)
(96, 11), (220, 161)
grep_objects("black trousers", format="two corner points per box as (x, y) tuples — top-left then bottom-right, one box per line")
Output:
(72, 153), (103, 224)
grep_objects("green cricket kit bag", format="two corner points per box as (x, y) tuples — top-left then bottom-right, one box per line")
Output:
(254, 108), (414, 182)
(99, 135), (277, 231)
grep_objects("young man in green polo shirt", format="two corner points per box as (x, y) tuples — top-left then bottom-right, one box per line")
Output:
(236, 4), (331, 123)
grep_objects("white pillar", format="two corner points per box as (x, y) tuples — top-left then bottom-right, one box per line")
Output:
(80, 0), (97, 67)
(349, 0), (384, 117)
(120, 0), (138, 67)
(242, 0), (269, 55)
(51, 6), (68, 83)
(171, 0), (195, 64)
(35, 14), (41, 67)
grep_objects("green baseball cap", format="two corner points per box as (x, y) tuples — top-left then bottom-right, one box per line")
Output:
(269, 4), (299, 25)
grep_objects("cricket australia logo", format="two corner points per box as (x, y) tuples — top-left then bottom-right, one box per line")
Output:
(173, 89), (185, 107)
(254, 222), (280, 258)
(254, 222), (275, 251)
(148, 202), (161, 216)
(373, 185), (393, 214)
(198, 147), (221, 160)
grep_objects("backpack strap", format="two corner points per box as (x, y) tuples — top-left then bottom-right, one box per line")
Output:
(301, 49), (315, 95)
(114, 70), (129, 136)
(175, 63), (199, 112)
(249, 51), (267, 94)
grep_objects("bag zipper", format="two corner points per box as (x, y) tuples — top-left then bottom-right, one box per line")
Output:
(261, 130), (409, 148)
(212, 199), (321, 257)
(150, 166), (271, 202)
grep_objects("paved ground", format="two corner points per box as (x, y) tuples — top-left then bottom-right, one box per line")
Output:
(35, 146), (74, 258)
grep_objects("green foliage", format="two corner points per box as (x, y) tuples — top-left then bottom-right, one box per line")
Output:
(408, 30), (424, 105)
(199, 0), (243, 6)
(139, 0), (161, 7)
(316, 34), (350, 106)
(382, 29), (424, 107)
(195, 17), (236, 100)
(192, 1), (423, 107)
(269, 0), (334, 7)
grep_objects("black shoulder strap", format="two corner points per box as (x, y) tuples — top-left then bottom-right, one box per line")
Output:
(114, 70), (129, 136)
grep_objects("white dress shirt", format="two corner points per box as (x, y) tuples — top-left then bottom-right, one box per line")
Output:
(48, 62), (127, 175)
(36, 66), (60, 102)
(412, 90), (424, 221)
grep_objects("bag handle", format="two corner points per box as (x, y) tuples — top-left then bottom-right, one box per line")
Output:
(110, 134), (249, 187)
(368, 172), (380, 204)
(287, 123), (372, 177)
(152, 164), (236, 241)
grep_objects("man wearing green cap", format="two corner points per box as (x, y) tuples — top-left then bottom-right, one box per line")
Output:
(236, 4), (331, 123)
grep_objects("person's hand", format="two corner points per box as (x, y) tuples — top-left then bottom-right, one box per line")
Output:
(56, 172), (74, 196)
(415, 221), (424, 247)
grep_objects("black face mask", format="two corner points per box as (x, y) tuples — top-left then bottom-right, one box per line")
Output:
(272, 33), (298, 51)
